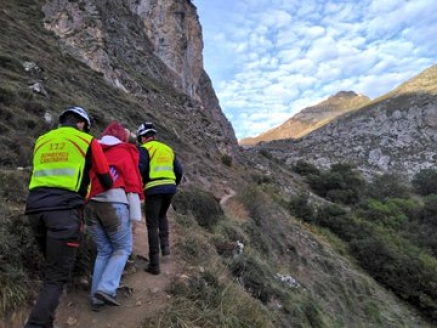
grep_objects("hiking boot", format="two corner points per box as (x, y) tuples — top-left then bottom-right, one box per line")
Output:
(95, 291), (120, 306)
(161, 245), (170, 256)
(91, 303), (105, 312)
(144, 265), (160, 275)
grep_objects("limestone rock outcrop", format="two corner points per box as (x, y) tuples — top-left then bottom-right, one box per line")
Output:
(42, 0), (237, 154)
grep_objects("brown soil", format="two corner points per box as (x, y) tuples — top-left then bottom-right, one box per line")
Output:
(56, 217), (183, 328)
(3, 212), (183, 328)
(55, 214), (182, 328)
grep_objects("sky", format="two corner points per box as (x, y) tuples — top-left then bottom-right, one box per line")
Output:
(194, 0), (437, 140)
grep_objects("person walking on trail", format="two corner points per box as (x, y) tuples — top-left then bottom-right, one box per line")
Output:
(85, 121), (143, 310)
(24, 106), (113, 328)
(136, 121), (183, 275)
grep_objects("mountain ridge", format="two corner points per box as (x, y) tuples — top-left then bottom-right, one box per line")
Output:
(256, 63), (437, 180)
(239, 90), (371, 146)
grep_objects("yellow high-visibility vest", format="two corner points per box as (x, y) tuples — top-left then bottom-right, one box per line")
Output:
(29, 126), (93, 192)
(141, 140), (176, 190)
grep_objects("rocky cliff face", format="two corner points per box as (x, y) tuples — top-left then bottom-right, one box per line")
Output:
(42, 0), (237, 153)
(258, 65), (437, 180)
(240, 91), (370, 146)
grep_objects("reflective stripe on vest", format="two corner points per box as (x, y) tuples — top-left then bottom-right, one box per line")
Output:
(34, 168), (76, 177)
(29, 126), (93, 192)
(141, 140), (176, 190)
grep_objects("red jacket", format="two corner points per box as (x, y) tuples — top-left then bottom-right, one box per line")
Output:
(89, 137), (143, 200)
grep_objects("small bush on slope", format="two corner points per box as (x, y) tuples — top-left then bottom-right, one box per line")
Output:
(173, 188), (224, 231)
(412, 168), (437, 196)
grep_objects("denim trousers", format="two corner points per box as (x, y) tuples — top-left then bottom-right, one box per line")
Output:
(25, 208), (82, 328)
(85, 202), (132, 304)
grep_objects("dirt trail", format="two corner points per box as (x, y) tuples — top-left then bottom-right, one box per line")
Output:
(53, 213), (182, 328)
(53, 188), (237, 328)
(2, 188), (235, 328)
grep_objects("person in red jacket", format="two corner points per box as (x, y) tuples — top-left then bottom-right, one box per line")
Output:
(25, 106), (113, 328)
(85, 121), (143, 310)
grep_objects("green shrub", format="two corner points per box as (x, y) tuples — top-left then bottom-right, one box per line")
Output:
(349, 233), (437, 321)
(316, 204), (373, 242)
(172, 188), (224, 231)
(366, 173), (410, 200)
(250, 172), (273, 185)
(229, 253), (273, 304)
(306, 172), (342, 197)
(330, 163), (365, 203)
(288, 192), (315, 222)
(237, 186), (268, 226)
(356, 199), (409, 230)
(403, 220), (437, 258)
(292, 159), (320, 176)
(412, 168), (437, 196)
(174, 211), (197, 228)
(306, 163), (364, 205)
(221, 154), (233, 166)
(242, 220), (270, 254)
(325, 188), (359, 205)
(176, 232), (216, 266)
(215, 221), (245, 243)
(422, 194), (437, 226)
(389, 198), (423, 221)
(317, 203), (348, 218)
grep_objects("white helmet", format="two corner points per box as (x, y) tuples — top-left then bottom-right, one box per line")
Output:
(136, 121), (156, 141)
(59, 106), (92, 131)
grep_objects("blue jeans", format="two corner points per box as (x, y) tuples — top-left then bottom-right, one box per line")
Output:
(85, 202), (132, 304)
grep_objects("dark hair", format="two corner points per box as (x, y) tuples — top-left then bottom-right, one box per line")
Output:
(59, 112), (86, 125)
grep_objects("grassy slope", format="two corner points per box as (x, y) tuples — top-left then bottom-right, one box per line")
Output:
(0, 1), (434, 327)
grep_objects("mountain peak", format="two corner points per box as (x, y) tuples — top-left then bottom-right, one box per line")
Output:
(239, 90), (370, 146)
(331, 90), (360, 98)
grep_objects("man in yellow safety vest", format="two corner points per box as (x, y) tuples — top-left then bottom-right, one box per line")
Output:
(24, 106), (113, 328)
(136, 121), (183, 275)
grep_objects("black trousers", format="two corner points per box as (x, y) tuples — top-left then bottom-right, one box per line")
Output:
(25, 209), (82, 328)
(144, 193), (173, 268)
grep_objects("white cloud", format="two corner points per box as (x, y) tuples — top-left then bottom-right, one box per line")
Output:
(196, 0), (437, 140)
(260, 9), (292, 28)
